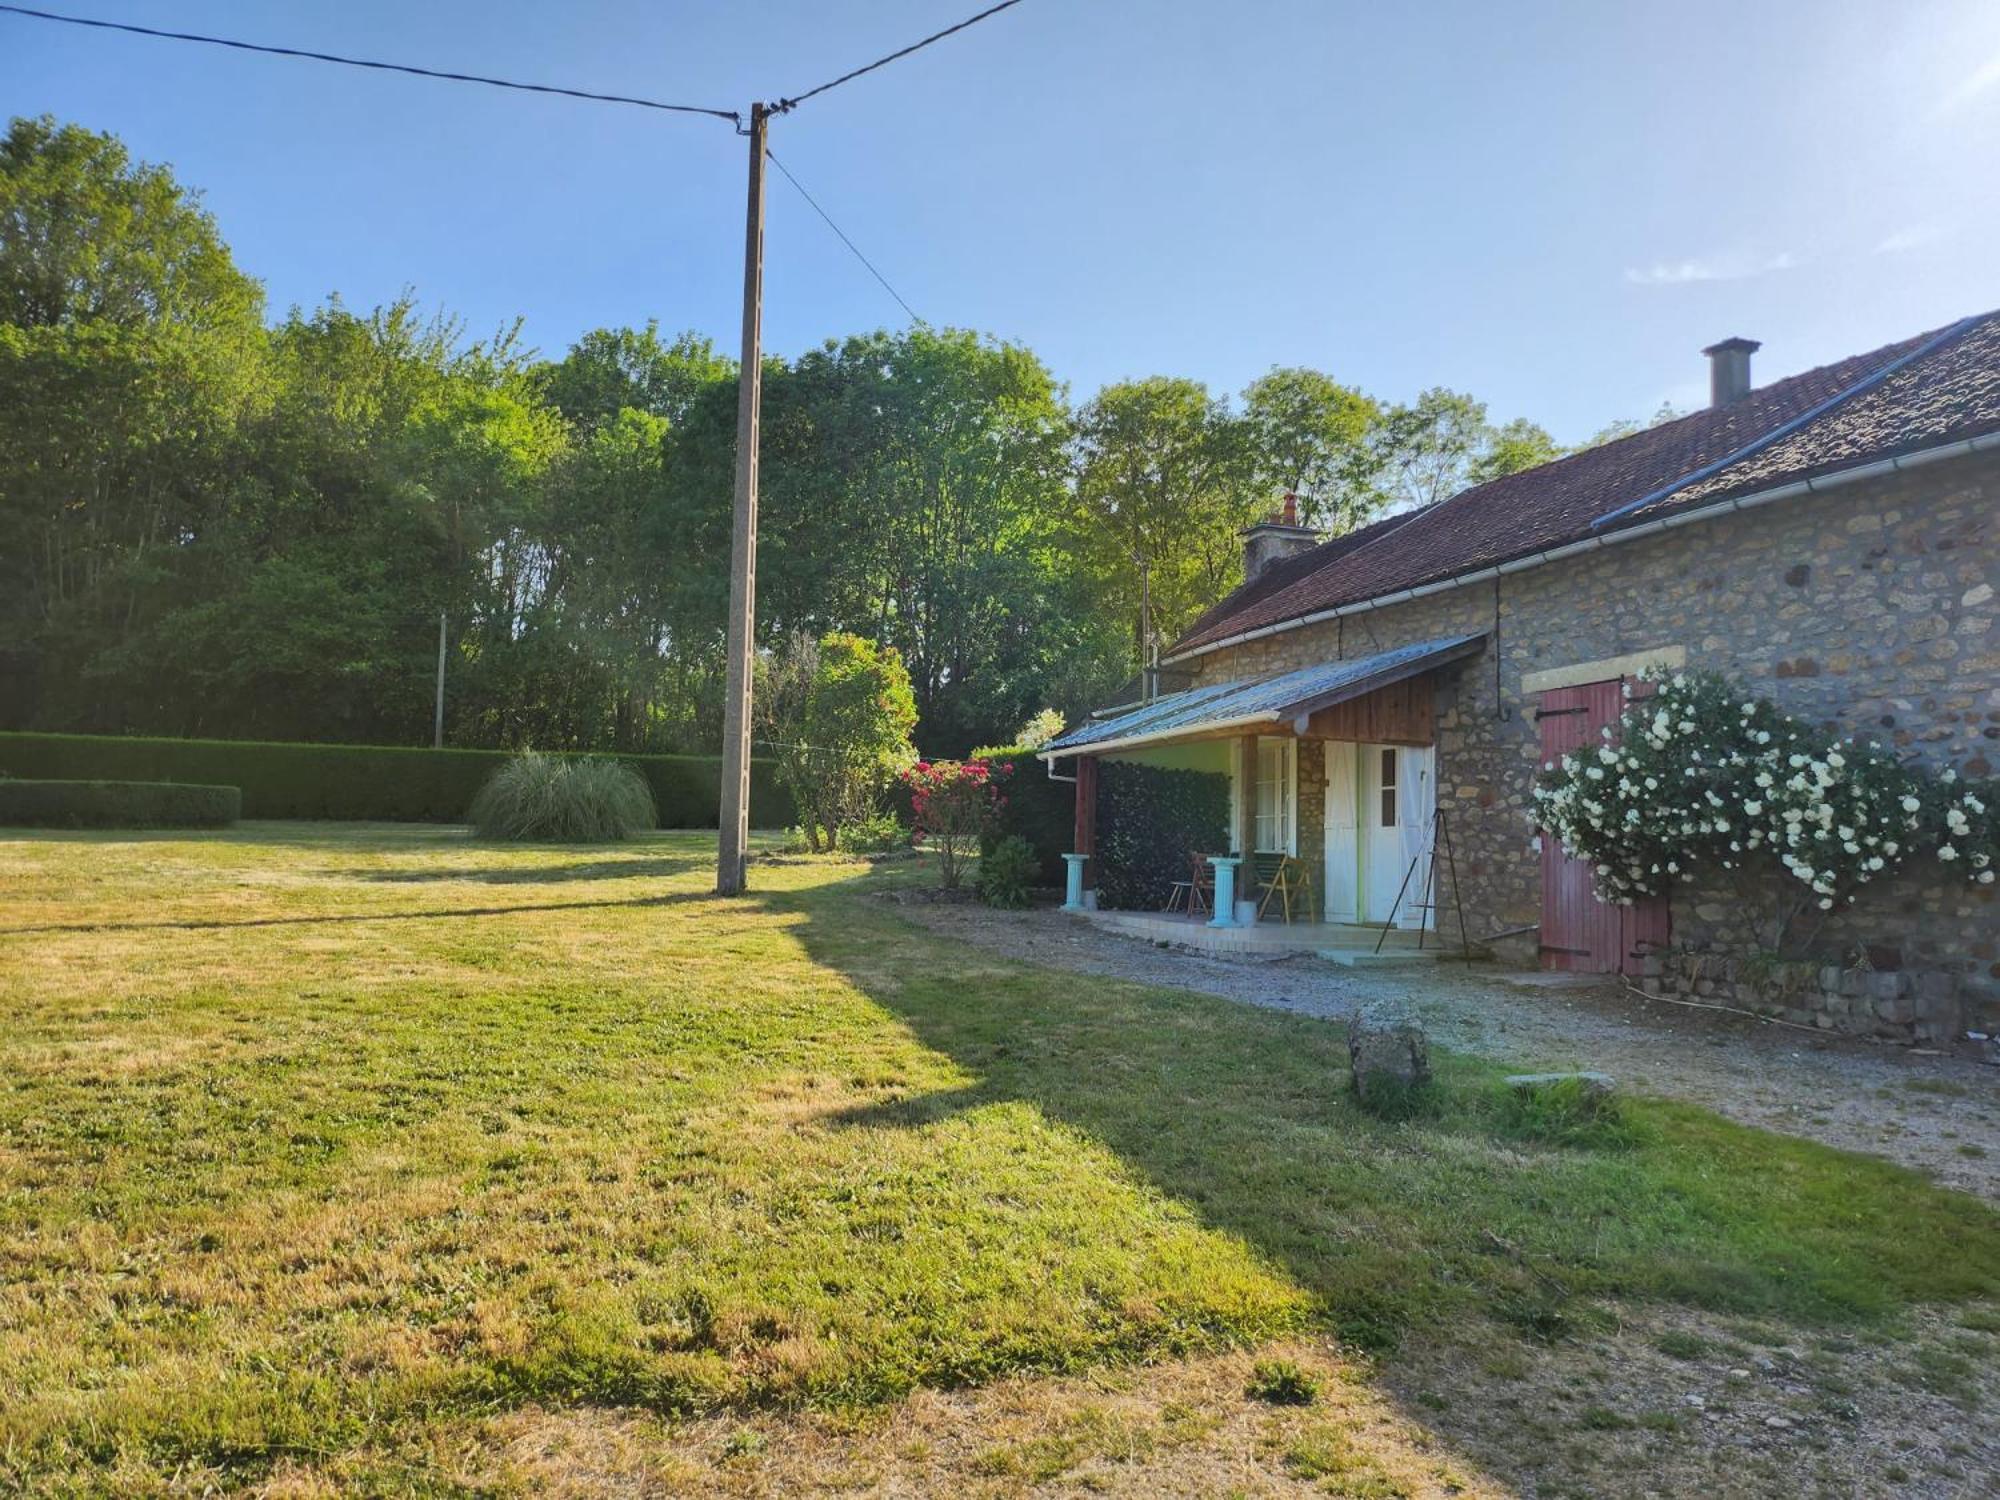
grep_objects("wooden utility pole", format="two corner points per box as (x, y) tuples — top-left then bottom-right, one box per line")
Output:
(716, 102), (769, 895)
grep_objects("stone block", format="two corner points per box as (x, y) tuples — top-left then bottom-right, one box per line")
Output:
(1348, 1008), (1430, 1096)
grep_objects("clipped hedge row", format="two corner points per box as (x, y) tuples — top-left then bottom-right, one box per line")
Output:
(1095, 761), (1230, 911)
(0, 778), (241, 829)
(0, 733), (795, 827)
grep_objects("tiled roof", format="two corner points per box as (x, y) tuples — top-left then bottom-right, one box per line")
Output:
(1170, 309), (2000, 658)
(1045, 634), (1484, 756)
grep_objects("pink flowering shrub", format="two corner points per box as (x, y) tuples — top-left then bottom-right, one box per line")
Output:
(903, 757), (1012, 890)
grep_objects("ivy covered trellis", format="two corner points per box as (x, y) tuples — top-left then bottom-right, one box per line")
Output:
(1533, 668), (1996, 955)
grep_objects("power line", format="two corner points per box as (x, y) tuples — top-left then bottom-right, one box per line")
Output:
(766, 150), (922, 325)
(774, 0), (1024, 114)
(0, 4), (742, 124)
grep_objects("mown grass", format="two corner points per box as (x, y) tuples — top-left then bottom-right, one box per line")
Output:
(1, 824), (1997, 1494)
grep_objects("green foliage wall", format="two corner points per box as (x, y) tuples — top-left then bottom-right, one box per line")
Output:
(976, 748), (1074, 885)
(0, 733), (793, 827)
(0, 778), (240, 828)
(1094, 761), (1231, 911)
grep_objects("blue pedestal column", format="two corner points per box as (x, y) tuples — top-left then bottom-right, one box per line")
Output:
(1206, 856), (1243, 927)
(1061, 853), (1090, 912)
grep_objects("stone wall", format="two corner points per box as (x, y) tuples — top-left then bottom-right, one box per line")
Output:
(1180, 449), (2000, 1015)
(1642, 948), (1967, 1048)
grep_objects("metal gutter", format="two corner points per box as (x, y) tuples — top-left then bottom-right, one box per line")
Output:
(1162, 430), (2000, 667)
(1038, 708), (1279, 764)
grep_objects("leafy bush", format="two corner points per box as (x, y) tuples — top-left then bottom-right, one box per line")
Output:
(905, 758), (1012, 889)
(0, 778), (239, 828)
(1013, 708), (1065, 752)
(0, 732), (792, 826)
(467, 753), (656, 842)
(977, 834), (1040, 908)
(761, 632), (917, 852)
(1094, 761), (1230, 911)
(836, 811), (911, 854)
(976, 747), (1073, 884)
(781, 811), (909, 856)
(1531, 668), (1962, 952)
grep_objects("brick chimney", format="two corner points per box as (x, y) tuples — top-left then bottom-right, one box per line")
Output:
(1703, 336), (1760, 406)
(1240, 492), (1320, 584)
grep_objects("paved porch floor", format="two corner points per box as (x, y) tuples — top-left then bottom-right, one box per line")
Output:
(1073, 907), (1472, 963)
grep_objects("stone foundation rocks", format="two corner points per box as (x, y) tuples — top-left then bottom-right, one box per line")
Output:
(1640, 949), (1965, 1047)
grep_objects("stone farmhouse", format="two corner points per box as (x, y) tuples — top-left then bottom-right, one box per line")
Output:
(1041, 311), (2000, 1041)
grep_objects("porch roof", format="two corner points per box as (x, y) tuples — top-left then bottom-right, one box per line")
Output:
(1042, 633), (1485, 759)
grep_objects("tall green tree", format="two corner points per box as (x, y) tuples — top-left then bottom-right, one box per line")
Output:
(1241, 367), (1381, 530)
(1071, 376), (1255, 665)
(532, 322), (731, 432)
(0, 116), (267, 727)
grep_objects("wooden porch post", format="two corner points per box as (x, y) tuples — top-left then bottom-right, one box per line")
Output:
(1074, 754), (1098, 893)
(1236, 733), (1259, 858)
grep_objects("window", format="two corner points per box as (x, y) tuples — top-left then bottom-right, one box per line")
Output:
(1255, 739), (1294, 853)
(1379, 748), (1398, 829)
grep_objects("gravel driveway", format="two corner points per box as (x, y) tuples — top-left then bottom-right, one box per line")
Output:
(894, 899), (2000, 1200)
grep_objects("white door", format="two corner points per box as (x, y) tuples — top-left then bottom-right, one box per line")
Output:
(1323, 742), (1359, 922)
(1395, 746), (1436, 930)
(1361, 745), (1405, 923)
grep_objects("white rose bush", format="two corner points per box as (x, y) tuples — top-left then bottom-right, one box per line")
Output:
(1533, 667), (1997, 953)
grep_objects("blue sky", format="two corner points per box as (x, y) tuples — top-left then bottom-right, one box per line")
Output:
(7, 0), (1999, 442)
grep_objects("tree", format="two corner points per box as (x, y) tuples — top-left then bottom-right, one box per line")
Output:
(0, 117), (267, 729)
(1071, 377), (1256, 663)
(0, 115), (263, 335)
(531, 323), (731, 432)
(1241, 367), (1381, 530)
(1466, 416), (1561, 486)
(1369, 388), (1491, 511)
(762, 631), (917, 851)
(1577, 401), (1691, 452)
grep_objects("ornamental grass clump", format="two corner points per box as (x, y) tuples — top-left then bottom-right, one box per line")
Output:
(467, 752), (656, 842)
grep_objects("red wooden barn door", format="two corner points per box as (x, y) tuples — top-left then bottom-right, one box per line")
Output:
(1536, 680), (1669, 974)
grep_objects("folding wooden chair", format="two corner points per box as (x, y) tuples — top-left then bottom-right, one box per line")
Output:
(1254, 853), (1316, 924)
(1163, 851), (1215, 916)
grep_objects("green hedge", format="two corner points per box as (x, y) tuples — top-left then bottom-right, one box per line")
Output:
(1095, 761), (1230, 911)
(0, 778), (241, 829)
(976, 748), (1075, 885)
(0, 733), (794, 827)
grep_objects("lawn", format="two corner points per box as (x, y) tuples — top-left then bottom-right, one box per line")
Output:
(2, 825), (1998, 1494)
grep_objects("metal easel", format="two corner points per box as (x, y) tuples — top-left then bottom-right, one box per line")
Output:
(1373, 807), (1471, 958)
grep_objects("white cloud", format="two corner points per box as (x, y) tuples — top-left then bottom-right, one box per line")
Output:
(1934, 48), (2000, 116)
(1873, 224), (1943, 255)
(1624, 250), (1798, 287)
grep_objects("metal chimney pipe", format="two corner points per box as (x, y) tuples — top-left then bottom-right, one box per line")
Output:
(1702, 336), (1761, 406)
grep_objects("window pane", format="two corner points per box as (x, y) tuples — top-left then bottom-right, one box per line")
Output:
(1380, 748), (1396, 787)
(1381, 789), (1397, 828)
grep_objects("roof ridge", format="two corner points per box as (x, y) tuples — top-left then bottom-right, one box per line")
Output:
(1166, 305), (2000, 659)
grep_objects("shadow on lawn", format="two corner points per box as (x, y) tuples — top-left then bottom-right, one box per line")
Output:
(766, 876), (2000, 1359)
(2, 889), (717, 937)
(346, 855), (706, 885)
